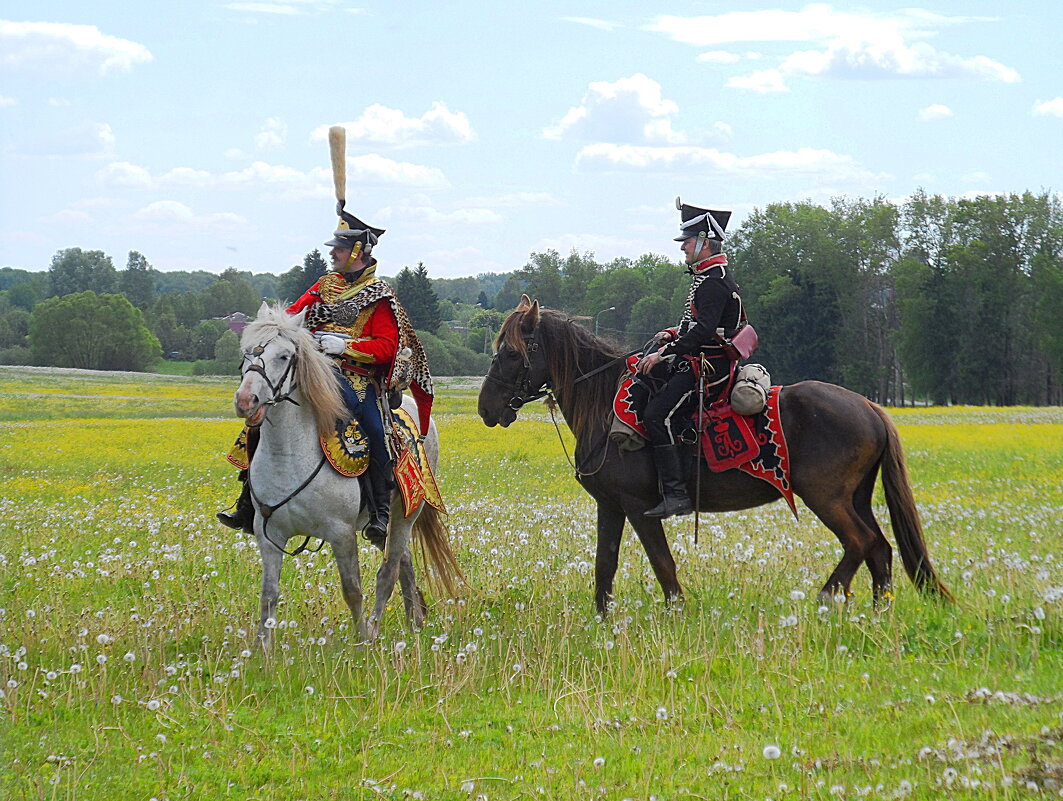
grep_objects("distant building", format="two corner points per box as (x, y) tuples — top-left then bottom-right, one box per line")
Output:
(221, 312), (249, 336)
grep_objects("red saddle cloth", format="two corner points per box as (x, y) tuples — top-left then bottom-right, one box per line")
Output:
(612, 361), (798, 517)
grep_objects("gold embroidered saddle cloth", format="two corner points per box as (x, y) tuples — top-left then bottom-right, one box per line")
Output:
(226, 406), (446, 518)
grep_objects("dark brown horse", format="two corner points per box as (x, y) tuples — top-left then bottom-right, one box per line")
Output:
(478, 296), (951, 616)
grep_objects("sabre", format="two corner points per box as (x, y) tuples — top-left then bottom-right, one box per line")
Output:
(694, 354), (707, 547)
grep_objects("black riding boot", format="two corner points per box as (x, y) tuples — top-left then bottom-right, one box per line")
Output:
(645, 444), (694, 519)
(363, 461), (394, 548)
(217, 470), (255, 533)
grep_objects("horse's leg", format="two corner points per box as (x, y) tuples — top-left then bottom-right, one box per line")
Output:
(626, 512), (682, 608)
(397, 547), (428, 628)
(394, 506), (428, 630)
(804, 494), (881, 605)
(330, 535), (367, 641)
(853, 468), (893, 605)
(256, 537), (283, 650)
(594, 501), (626, 617)
(368, 510), (412, 641)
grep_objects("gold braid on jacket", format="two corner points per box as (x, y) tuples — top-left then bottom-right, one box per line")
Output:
(304, 280), (434, 400)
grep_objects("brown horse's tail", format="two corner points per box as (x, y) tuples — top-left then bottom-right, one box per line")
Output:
(871, 404), (953, 601)
(412, 504), (464, 598)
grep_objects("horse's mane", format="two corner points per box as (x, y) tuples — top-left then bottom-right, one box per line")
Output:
(241, 305), (347, 436)
(497, 308), (625, 442)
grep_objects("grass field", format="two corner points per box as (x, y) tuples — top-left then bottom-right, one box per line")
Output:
(1, 366), (1061, 800)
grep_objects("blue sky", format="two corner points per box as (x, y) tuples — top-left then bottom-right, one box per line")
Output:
(2, 1), (1061, 279)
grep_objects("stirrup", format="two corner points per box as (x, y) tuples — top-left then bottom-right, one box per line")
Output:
(645, 494), (694, 519)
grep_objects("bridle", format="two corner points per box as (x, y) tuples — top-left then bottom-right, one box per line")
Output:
(482, 331), (551, 411)
(238, 337), (326, 558)
(483, 323), (639, 479)
(239, 341), (301, 421)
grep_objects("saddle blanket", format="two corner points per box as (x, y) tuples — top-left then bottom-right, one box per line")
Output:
(225, 406), (446, 518)
(612, 369), (798, 518)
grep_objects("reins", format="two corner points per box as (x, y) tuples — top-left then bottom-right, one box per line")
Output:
(238, 339), (328, 557)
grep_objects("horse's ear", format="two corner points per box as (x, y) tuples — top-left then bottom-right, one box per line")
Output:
(516, 294), (532, 312)
(520, 299), (540, 334)
(257, 300), (270, 319)
(290, 307), (308, 328)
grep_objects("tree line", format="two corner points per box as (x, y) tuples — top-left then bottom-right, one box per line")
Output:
(1, 190), (1061, 404)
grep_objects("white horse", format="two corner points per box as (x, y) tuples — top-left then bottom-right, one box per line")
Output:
(233, 302), (461, 645)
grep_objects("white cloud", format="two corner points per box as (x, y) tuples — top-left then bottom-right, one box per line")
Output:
(378, 197), (503, 226)
(697, 51), (742, 64)
(19, 121), (115, 157)
(543, 73), (685, 144)
(97, 156), (447, 195)
(0, 94), (16, 107)
(417, 246), (508, 279)
(255, 117), (287, 151)
(651, 6), (1020, 88)
(726, 69), (788, 93)
(462, 191), (560, 208)
(0, 20), (152, 76)
(1033, 97), (1063, 117)
(224, 0), (349, 15)
(130, 201), (248, 232)
(314, 102), (475, 148)
(48, 97), (69, 107)
(562, 17), (618, 32)
(53, 209), (93, 225)
(97, 161), (153, 187)
(575, 143), (886, 186)
(531, 232), (656, 265)
(224, 3), (302, 14)
(917, 104), (952, 121)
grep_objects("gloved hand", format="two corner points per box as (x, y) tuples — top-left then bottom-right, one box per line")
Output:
(318, 335), (346, 356)
(654, 330), (675, 345)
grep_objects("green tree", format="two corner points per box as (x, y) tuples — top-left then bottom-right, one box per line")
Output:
(199, 269), (259, 319)
(47, 248), (118, 297)
(119, 251), (157, 309)
(29, 291), (161, 371)
(493, 274), (525, 311)
(190, 319), (230, 360)
(516, 250), (563, 309)
(213, 329), (243, 375)
(394, 263), (442, 332)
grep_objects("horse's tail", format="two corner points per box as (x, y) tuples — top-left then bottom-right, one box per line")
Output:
(870, 403), (953, 601)
(412, 504), (464, 598)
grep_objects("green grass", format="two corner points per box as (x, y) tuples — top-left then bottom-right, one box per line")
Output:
(0, 367), (1061, 799)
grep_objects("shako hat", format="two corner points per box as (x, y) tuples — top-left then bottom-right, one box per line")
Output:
(673, 197), (731, 242)
(324, 200), (385, 255)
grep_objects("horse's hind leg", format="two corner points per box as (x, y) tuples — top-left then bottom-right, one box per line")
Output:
(854, 468), (893, 604)
(331, 536), (367, 641)
(397, 548), (428, 628)
(805, 494), (882, 605)
(368, 512), (413, 641)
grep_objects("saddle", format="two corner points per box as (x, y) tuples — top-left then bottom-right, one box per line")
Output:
(610, 358), (798, 517)
(225, 406), (446, 518)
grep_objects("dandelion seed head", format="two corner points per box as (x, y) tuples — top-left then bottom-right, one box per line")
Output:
(763, 744), (782, 759)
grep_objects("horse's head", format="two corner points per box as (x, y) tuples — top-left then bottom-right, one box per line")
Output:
(234, 303), (304, 427)
(478, 295), (552, 427)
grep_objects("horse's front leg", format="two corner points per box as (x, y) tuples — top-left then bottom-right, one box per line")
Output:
(594, 501), (627, 618)
(330, 535), (367, 642)
(626, 512), (682, 607)
(256, 535), (283, 650)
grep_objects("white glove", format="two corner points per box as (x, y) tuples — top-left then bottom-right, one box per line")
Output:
(318, 335), (346, 356)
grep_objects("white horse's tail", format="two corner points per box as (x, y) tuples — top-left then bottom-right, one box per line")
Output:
(413, 504), (464, 597)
